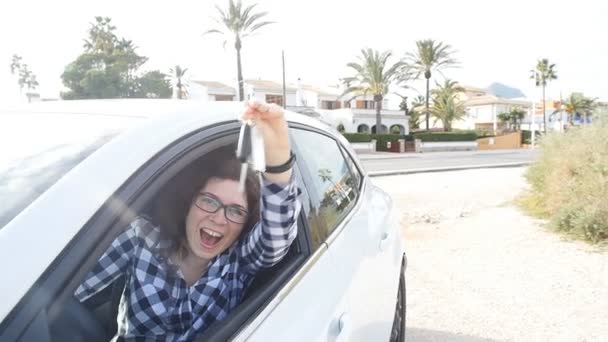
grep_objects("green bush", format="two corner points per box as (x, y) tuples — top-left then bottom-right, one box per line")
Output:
(412, 131), (478, 142)
(342, 133), (414, 151)
(342, 133), (372, 143)
(371, 134), (412, 151)
(521, 130), (543, 144)
(520, 119), (608, 243)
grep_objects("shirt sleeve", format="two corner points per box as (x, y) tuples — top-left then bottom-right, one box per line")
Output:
(238, 173), (301, 275)
(74, 218), (148, 302)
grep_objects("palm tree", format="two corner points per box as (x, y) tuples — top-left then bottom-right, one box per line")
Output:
(405, 39), (458, 131)
(318, 168), (347, 199)
(410, 95), (427, 131)
(169, 65), (189, 99)
(83, 16), (117, 54)
(530, 59), (558, 133)
(204, 0), (274, 101)
(497, 108), (526, 131)
(342, 48), (405, 134)
(557, 93), (598, 126)
(430, 79), (466, 132)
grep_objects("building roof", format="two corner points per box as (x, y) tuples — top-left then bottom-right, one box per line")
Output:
(192, 81), (236, 95)
(464, 95), (531, 107)
(298, 84), (341, 97)
(245, 79), (297, 92)
(460, 84), (488, 94)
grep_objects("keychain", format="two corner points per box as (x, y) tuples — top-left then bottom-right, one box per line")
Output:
(236, 121), (265, 193)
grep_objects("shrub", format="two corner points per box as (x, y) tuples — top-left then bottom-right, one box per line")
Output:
(342, 133), (372, 143)
(521, 130), (543, 144)
(372, 134), (412, 151)
(342, 133), (414, 152)
(520, 118), (608, 243)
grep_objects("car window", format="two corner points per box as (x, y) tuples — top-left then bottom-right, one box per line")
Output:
(339, 144), (363, 190)
(0, 113), (138, 229)
(292, 129), (359, 250)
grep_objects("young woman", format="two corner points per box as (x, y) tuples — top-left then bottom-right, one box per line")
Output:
(75, 101), (301, 341)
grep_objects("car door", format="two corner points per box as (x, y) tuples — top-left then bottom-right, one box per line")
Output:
(290, 127), (403, 342)
(230, 132), (349, 342)
(0, 121), (250, 342)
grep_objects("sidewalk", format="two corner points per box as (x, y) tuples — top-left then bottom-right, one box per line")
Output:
(366, 162), (531, 177)
(356, 148), (537, 160)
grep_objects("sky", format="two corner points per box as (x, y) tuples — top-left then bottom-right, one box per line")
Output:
(1, 0), (607, 105)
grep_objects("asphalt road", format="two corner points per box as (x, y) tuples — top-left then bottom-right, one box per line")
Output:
(358, 149), (539, 174)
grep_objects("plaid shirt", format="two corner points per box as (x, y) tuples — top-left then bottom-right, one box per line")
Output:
(75, 176), (300, 341)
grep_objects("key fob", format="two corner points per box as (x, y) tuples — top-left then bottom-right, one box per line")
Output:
(249, 125), (266, 172)
(236, 123), (252, 193)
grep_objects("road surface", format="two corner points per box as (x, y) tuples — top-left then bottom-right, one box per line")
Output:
(359, 149), (539, 174)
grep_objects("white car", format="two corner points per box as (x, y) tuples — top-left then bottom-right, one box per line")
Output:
(0, 100), (406, 342)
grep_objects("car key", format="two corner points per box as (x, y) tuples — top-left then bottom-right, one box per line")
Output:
(236, 123), (252, 193)
(249, 124), (266, 173)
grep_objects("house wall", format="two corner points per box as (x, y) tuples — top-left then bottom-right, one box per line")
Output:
(318, 109), (409, 135)
(246, 88), (297, 106)
(477, 132), (522, 150)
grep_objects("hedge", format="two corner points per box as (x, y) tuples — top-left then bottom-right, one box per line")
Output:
(522, 130), (543, 144)
(341, 133), (412, 151)
(342, 131), (479, 144)
(342, 133), (372, 143)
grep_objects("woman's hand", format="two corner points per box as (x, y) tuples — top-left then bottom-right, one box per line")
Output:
(241, 101), (292, 183)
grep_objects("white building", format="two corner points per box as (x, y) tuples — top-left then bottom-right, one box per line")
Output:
(189, 79), (409, 135)
(191, 81), (237, 101)
(459, 94), (532, 133)
(426, 85), (533, 134)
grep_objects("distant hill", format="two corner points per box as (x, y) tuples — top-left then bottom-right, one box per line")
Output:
(486, 83), (525, 99)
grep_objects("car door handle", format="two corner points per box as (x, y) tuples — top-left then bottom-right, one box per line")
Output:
(379, 231), (390, 251)
(335, 312), (350, 342)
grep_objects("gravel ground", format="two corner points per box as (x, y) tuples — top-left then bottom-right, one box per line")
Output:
(372, 167), (608, 342)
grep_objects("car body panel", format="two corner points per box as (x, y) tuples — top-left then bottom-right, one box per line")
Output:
(0, 99), (406, 340)
(327, 179), (403, 342)
(233, 246), (347, 342)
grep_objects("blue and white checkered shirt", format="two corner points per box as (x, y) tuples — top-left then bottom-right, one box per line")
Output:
(75, 176), (300, 341)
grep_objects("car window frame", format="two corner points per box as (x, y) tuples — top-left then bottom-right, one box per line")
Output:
(0, 120), (313, 342)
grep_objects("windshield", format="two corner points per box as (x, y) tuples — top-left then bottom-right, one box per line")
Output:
(0, 112), (138, 229)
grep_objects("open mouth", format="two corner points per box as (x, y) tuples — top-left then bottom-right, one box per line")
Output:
(200, 228), (224, 249)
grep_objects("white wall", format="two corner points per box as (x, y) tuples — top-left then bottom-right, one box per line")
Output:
(301, 90), (319, 107)
(187, 83), (209, 100)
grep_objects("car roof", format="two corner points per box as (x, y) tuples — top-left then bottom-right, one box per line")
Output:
(0, 99), (325, 126)
(0, 99), (343, 321)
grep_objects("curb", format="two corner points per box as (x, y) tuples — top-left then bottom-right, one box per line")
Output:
(367, 162), (532, 177)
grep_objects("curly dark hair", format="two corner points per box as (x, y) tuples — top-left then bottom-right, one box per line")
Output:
(154, 145), (260, 259)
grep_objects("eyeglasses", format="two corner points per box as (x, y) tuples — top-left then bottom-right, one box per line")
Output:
(193, 192), (249, 224)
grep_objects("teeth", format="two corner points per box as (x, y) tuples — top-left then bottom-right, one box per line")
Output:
(203, 228), (223, 238)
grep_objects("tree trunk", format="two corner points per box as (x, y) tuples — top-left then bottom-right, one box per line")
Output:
(584, 112), (588, 126)
(542, 85), (547, 134)
(235, 37), (244, 101)
(425, 75), (430, 131)
(375, 97), (383, 134)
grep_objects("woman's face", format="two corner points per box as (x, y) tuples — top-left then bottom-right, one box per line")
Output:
(185, 177), (248, 262)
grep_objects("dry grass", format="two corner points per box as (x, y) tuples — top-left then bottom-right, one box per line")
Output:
(518, 117), (608, 243)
